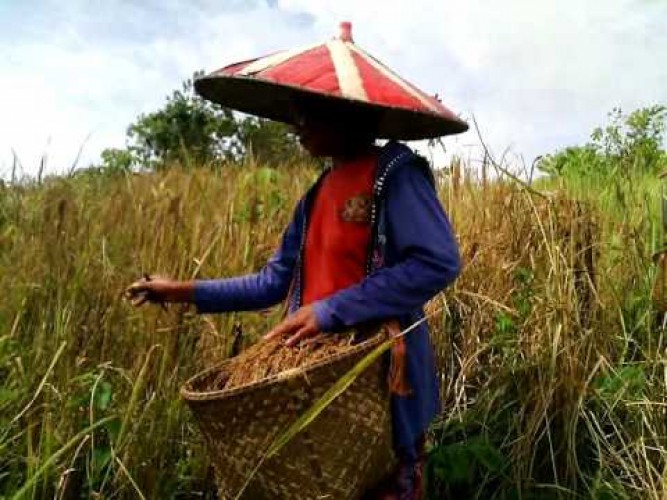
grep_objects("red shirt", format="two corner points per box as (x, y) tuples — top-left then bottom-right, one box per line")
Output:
(301, 149), (379, 305)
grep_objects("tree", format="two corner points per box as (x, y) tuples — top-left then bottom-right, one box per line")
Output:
(536, 144), (603, 178)
(236, 117), (306, 164)
(127, 80), (238, 169)
(591, 105), (666, 174)
(538, 106), (666, 178)
(106, 77), (305, 171)
(99, 148), (134, 173)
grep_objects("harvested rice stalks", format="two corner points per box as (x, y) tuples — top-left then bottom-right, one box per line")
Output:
(211, 333), (357, 391)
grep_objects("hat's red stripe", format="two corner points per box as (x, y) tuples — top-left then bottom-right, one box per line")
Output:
(260, 45), (341, 96)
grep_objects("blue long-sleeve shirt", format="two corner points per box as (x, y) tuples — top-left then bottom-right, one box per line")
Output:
(194, 141), (461, 453)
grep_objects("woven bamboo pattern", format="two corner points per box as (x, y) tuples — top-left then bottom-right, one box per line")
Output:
(181, 334), (395, 499)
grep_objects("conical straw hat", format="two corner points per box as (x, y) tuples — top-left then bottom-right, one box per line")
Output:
(195, 22), (468, 140)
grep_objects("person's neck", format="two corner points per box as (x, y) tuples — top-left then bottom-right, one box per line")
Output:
(331, 142), (376, 166)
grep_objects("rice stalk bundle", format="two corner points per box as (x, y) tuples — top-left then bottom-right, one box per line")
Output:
(209, 333), (357, 391)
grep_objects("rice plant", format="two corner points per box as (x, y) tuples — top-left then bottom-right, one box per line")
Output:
(0, 156), (664, 499)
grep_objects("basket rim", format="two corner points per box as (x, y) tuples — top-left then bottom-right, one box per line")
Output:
(180, 333), (386, 402)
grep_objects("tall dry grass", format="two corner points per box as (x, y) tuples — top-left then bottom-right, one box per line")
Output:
(0, 159), (665, 499)
(430, 170), (665, 498)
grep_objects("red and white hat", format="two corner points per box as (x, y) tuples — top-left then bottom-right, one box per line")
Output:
(195, 22), (468, 140)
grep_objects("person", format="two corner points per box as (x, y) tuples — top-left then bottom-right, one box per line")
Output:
(126, 99), (461, 499)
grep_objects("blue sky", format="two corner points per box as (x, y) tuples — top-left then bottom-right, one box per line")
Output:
(1, 0), (666, 176)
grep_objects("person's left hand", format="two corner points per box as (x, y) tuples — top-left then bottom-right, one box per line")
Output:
(264, 305), (321, 347)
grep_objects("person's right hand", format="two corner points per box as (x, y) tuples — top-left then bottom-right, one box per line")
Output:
(125, 275), (194, 307)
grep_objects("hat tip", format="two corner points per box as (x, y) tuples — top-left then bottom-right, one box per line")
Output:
(339, 21), (353, 42)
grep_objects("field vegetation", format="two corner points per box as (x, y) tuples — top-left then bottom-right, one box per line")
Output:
(1, 105), (665, 499)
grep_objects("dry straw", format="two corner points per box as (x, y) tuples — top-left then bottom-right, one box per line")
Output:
(213, 333), (356, 391)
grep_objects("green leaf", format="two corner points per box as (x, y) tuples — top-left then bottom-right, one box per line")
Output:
(0, 387), (18, 405)
(467, 437), (507, 474)
(95, 381), (113, 411)
(92, 447), (112, 473)
(494, 312), (515, 336)
(434, 443), (472, 484)
(593, 365), (646, 400)
(105, 418), (121, 442)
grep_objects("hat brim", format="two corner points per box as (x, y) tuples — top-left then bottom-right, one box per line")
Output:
(194, 75), (468, 140)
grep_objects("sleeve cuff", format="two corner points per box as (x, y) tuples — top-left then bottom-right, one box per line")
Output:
(312, 300), (338, 333)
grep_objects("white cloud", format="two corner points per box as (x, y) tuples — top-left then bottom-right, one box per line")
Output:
(0, 0), (314, 176)
(1, 0), (665, 176)
(278, 0), (667, 165)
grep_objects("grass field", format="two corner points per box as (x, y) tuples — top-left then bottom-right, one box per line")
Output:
(1, 158), (665, 499)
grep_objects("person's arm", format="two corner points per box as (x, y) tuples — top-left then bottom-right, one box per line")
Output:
(312, 161), (461, 331)
(193, 200), (303, 313)
(126, 200), (303, 313)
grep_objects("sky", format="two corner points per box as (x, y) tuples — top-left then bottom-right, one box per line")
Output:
(1, 0), (666, 177)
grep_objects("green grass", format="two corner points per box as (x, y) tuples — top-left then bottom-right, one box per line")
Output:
(0, 161), (665, 499)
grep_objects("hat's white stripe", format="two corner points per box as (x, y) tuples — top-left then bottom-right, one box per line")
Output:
(326, 40), (368, 101)
(347, 44), (441, 113)
(238, 42), (321, 76)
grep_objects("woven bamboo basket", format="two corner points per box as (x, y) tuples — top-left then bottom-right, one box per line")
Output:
(180, 334), (395, 500)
